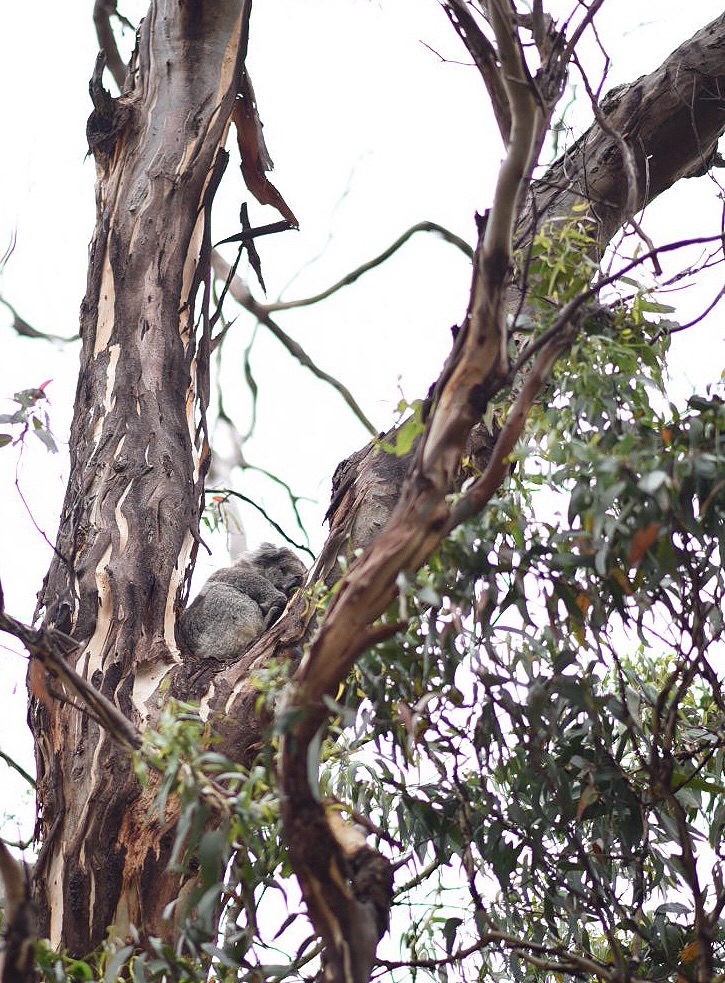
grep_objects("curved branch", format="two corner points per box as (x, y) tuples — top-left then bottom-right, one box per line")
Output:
(206, 487), (315, 559)
(274, 9), (562, 983)
(211, 251), (378, 435)
(263, 221), (474, 313)
(0, 296), (77, 344)
(0, 750), (35, 789)
(92, 0), (128, 92)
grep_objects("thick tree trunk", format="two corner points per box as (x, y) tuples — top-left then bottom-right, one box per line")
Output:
(31, 2), (250, 953)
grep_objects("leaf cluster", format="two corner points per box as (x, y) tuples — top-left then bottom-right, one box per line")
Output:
(319, 307), (725, 982)
(0, 385), (57, 453)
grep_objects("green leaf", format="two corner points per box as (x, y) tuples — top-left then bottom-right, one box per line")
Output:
(104, 945), (134, 983)
(198, 827), (226, 887)
(33, 426), (58, 453)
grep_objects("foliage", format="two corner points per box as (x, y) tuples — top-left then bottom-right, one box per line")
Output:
(32, 695), (310, 983)
(0, 384), (57, 453)
(3, 5), (725, 983)
(42, 298), (723, 983)
(13, 232), (725, 983)
(322, 307), (725, 982)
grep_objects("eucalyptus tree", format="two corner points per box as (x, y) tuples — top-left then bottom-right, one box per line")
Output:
(1, 3), (724, 983)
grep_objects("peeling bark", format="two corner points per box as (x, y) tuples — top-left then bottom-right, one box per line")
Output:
(523, 12), (725, 251)
(31, 1), (251, 953)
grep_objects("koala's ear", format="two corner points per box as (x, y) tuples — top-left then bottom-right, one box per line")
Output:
(251, 543), (277, 566)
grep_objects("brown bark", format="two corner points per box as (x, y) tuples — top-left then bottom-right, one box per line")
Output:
(30, 1), (251, 954)
(19, 1), (725, 976)
(0, 842), (34, 983)
(523, 12), (725, 251)
(208, 6), (725, 773)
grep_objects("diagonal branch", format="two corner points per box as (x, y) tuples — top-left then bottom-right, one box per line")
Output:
(0, 604), (141, 752)
(443, 0), (511, 143)
(193, 11), (725, 981)
(211, 251), (378, 435)
(263, 221), (473, 313)
(275, 7), (562, 982)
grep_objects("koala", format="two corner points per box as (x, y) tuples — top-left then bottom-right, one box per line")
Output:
(178, 543), (306, 662)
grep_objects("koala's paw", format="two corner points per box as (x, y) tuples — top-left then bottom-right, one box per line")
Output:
(262, 590), (288, 628)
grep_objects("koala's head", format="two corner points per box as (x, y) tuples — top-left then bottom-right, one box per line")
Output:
(248, 543), (307, 597)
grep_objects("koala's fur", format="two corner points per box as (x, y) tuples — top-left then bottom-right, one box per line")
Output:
(178, 543), (306, 662)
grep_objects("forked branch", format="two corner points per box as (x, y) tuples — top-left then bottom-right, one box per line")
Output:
(276, 8), (566, 982)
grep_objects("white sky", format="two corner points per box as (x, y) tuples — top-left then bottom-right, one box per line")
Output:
(0, 1), (724, 842)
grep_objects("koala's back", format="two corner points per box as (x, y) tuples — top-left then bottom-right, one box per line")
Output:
(177, 576), (266, 662)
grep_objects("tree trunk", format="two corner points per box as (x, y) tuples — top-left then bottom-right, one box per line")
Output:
(31, 1), (250, 953)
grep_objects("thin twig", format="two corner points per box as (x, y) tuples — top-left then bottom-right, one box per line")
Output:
(206, 488), (315, 559)
(0, 296), (76, 344)
(262, 221), (473, 313)
(0, 750), (35, 789)
(571, 51), (640, 221)
(211, 251), (378, 435)
(510, 233), (725, 376)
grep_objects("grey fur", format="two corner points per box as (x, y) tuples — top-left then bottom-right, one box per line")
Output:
(178, 543), (306, 662)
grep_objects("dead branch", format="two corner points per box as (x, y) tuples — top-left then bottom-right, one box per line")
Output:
(0, 608), (141, 752)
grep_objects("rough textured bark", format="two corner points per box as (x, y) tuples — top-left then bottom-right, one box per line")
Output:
(17, 1), (725, 977)
(30, 1), (251, 953)
(522, 12), (725, 250)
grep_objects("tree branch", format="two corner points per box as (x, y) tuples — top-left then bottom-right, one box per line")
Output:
(0, 606), (141, 752)
(274, 8), (566, 981)
(211, 251), (378, 435)
(92, 0), (128, 92)
(263, 221), (473, 313)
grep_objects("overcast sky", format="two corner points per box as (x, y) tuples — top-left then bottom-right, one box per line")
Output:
(1, 1), (723, 842)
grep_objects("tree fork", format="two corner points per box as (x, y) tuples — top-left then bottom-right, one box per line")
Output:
(16, 2), (725, 974)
